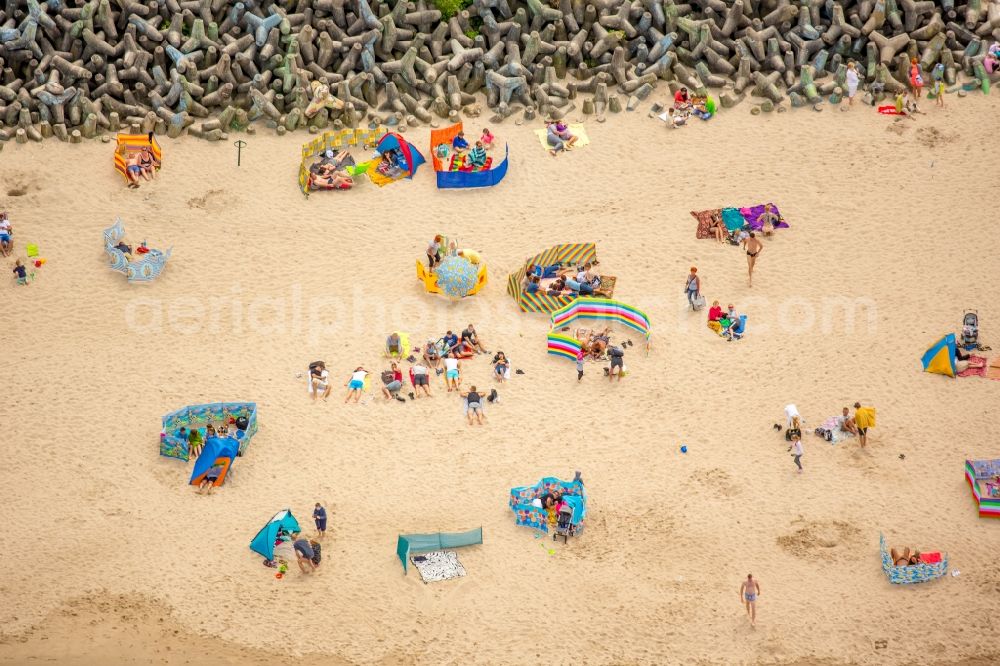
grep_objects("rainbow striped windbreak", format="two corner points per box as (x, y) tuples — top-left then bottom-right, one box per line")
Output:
(507, 243), (598, 313)
(546, 298), (651, 360)
(965, 459), (1000, 518)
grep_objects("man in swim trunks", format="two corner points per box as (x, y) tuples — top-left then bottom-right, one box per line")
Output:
(739, 574), (761, 627)
(292, 533), (317, 573)
(742, 231), (763, 287)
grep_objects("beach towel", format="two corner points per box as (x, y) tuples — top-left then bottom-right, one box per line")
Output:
(367, 169), (408, 187)
(691, 209), (723, 240)
(410, 550), (466, 583)
(816, 415), (855, 443)
(534, 124), (591, 151)
(721, 207), (746, 233)
(855, 407), (876, 430)
(878, 105), (906, 116)
(450, 153), (493, 172)
(987, 357), (1000, 381)
(598, 275), (616, 298)
(957, 355), (988, 378)
(740, 203), (790, 231)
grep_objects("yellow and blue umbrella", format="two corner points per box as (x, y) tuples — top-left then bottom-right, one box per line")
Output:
(436, 256), (478, 298)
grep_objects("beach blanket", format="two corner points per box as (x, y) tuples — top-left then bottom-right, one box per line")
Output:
(740, 203), (790, 231)
(450, 153), (493, 172)
(691, 209), (723, 239)
(410, 550), (466, 583)
(878, 105), (906, 115)
(534, 124), (591, 151)
(958, 355), (988, 378)
(816, 415), (855, 443)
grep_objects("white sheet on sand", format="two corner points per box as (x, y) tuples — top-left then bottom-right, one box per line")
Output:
(818, 415), (856, 444)
(411, 550), (466, 583)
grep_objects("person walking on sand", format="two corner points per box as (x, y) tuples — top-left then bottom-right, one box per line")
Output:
(742, 232), (763, 287)
(684, 267), (701, 310)
(854, 402), (876, 448)
(788, 434), (804, 473)
(313, 502), (327, 539)
(740, 574), (761, 627)
(576, 348), (585, 382)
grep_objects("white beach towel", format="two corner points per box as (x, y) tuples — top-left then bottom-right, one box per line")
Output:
(411, 550), (466, 583)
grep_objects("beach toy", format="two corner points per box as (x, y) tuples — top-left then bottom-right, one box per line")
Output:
(275, 572), (283, 579)
(680, 445), (688, 453)
(26, 243), (38, 257)
(33, 258), (46, 267)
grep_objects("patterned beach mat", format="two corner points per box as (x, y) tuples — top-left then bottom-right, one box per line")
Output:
(411, 550), (466, 583)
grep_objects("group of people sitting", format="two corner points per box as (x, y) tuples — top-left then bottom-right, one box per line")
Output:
(375, 146), (410, 177)
(123, 145), (159, 188)
(707, 301), (744, 340)
(544, 120), (579, 155)
(705, 204), (781, 245)
(440, 128), (495, 169)
(309, 149), (355, 189)
(530, 488), (572, 527)
(522, 262), (610, 298)
(666, 87), (716, 128)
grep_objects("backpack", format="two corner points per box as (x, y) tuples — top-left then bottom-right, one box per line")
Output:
(381, 371), (395, 385)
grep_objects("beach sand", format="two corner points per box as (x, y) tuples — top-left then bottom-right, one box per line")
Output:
(1, 92), (999, 665)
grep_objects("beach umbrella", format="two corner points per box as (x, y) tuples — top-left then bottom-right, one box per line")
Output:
(435, 256), (478, 298)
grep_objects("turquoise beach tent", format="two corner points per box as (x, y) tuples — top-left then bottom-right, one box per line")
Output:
(922, 333), (957, 377)
(249, 509), (301, 560)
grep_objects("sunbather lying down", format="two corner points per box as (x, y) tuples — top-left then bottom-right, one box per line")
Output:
(576, 327), (613, 358)
(890, 547), (922, 566)
(310, 163), (353, 189)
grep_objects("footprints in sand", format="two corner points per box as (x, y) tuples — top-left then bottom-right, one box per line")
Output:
(6, 178), (33, 197)
(689, 467), (740, 498)
(916, 126), (957, 148)
(776, 518), (861, 559)
(186, 188), (232, 212)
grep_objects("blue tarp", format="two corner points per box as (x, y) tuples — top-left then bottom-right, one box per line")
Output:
(189, 437), (239, 486)
(249, 509), (302, 560)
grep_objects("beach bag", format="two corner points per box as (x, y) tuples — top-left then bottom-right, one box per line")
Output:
(707, 320), (723, 334)
(692, 295), (706, 310)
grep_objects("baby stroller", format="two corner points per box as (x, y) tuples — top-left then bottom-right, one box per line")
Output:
(552, 505), (576, 544)
(961, 310), (979, 350)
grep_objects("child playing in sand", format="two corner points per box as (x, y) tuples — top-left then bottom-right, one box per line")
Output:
(0, 212), (12, 257)
(480, 127), (495, 150)
(12, 258), (28, 285)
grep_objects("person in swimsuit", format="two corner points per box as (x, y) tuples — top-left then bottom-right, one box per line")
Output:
(461, 385), (485, 425)
(344, 367), (367, 403)
(759, 204), (780, 237)
(137, 147), (157, 180)
(838, 407), (858, 435)
(742, 231), (763, 287)
(125, 153), (143, 188)
(444, 352), (462, 392)
(739, 574), (761, 627)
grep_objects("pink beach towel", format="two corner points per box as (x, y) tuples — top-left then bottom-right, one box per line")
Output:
(957, 355), (988, 378)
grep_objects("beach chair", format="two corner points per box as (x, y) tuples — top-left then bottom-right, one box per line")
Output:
(732, 315), (748, 339)
(961, 310), (978, 350)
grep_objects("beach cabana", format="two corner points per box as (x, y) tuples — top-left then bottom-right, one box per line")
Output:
(430, 123), (509, 189)
(965, 459), (1000, 517)
(189, 437), (239, 488)
(879, 533), (949, 584)
(509, 477), (587, 534)
(160, 402), (259, 462)
(114, 133), (161, 183)
(297, 127), (386, 195)
(103, 218), (171, 283)
(506, 243), (600, 313)
(922, 334), (957, 377)
(396, 528), (483, 574)
(368, 132), (425, 187)
(547, 298), (652, 360)
(250, 510), (302, 560)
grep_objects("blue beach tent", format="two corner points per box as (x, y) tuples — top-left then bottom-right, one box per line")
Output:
(921, 333), (957, 377)
(375, 132), (426, 178)
(249, 509), (302, 560)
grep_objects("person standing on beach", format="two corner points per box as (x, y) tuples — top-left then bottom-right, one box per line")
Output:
(313, 503), (327, 539)
(854, 402), (876, 448)
(576, 349), (585, 381)
(909, 57), (924, 98)
(684, 267), (701, 310)
(740, 574), (761, 627)
(292, 534), (317, 574)
(845, 61), (860, 107)
(742, 232), (762, 287)
(788, 434), (804, 473)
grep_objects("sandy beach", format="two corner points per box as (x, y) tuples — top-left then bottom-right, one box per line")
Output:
(2, 91), (1000, 666)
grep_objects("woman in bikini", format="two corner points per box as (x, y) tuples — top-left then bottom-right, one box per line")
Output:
(137, 147), (157, 181)
(742, 231), (763, 287)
